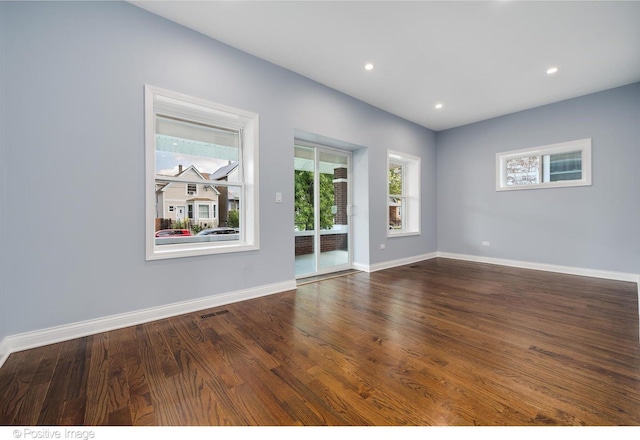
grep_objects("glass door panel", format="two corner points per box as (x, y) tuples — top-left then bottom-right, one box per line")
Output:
(318, 150), (350, 272)
(294, 145), (316, 277)
(294, 143), (351, 278)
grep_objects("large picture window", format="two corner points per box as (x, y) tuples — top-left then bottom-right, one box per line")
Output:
(387, 150), (420, 237)
(496, 138), (591, 191)
(145, 85), (259, 260)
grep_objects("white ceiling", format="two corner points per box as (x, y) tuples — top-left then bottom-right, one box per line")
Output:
(130, 0), (640, 131)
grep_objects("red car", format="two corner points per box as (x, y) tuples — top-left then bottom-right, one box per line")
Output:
(155, 229), (192, 237)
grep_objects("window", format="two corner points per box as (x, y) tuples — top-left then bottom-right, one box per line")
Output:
(145, 85), (259, 260)
(496, 138), (591, 191)
(387, 150), (420, 237)
(198, 204), (210, 219)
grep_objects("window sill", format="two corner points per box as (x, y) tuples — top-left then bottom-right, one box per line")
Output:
(496, 179), (591, 191)
(387, 230), (421, 238)
(147, 242), (259, 261)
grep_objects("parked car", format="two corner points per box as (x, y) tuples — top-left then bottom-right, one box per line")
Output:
(155, 229), (192, 237)
(196, 227), (239, 236)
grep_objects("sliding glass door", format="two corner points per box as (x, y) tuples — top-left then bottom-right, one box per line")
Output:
(294, 143), (351, 278)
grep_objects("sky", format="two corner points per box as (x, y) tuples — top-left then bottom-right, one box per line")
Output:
(156, 151), (232, 177)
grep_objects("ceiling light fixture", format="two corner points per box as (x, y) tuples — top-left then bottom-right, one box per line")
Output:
(364, 63), (374, 71)
(435, 103), (443, 109)
(546, 66), (559, 75)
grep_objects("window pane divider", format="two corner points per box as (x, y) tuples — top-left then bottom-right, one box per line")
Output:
(156, 177), (244, 188)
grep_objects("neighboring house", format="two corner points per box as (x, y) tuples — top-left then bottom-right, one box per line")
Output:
(156, 165), (220, 228)
(388, 203), (401, 229)
(210, 161), (240, 226)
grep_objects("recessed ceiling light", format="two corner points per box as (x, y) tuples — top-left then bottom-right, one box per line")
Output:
(435, 103), (443, 109)
(546, 66), (559, 75)
(364, 63), (374, 71)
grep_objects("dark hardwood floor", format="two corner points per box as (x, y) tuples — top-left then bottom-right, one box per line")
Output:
(1, 258), (639, 426)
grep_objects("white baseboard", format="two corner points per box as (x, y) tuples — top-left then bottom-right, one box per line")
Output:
(355, 252), (438, 273)
(0, 279), (296, 370)
(2, 253), (639, 371)
(351, 261), (369, 272)
(437, 252), (640, 283)
(0, 337), (9, 371)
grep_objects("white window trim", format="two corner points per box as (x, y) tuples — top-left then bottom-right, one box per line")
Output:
(145, 85), (259, 260)
(186, 183), (198, 196)
(496, 138), (592, 191)
(196, 202), (212, 220)
(387, 150), (421, 238)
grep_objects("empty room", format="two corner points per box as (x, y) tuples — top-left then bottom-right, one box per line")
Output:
(1, 0), (639, 430)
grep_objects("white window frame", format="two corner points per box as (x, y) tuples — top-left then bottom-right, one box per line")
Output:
(496, 138), (591, 191)
(186, 183), (197, 196)
(145, 85), (259, 260)
(197, 203), (211, 220)
(387, 150), (421, 237)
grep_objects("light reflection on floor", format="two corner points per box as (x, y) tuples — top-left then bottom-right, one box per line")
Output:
(295, 250), (350, 278)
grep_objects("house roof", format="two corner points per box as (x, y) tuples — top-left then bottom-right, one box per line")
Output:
(210, 162), (238, 181)
(186, 197), (217, 202)
(155, 165), (220, 194)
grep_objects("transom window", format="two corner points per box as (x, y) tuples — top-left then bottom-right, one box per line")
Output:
(496, 138), (591, 191)
(145, 85), (259, 260)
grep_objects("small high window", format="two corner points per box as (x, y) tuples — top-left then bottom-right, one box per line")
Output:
(496, 138), (591, 191)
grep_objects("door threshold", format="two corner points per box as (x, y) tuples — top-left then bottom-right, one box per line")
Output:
(296, 269), (362, 286)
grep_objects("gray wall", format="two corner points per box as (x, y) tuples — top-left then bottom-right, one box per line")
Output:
(437, 83), (640, 274)
(0, 1), (437, 336)
(2, 1), (635, 343)
(0, 1), (6, 345)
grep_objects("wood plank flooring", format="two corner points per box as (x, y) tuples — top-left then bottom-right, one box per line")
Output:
(1, 258), (639, 426)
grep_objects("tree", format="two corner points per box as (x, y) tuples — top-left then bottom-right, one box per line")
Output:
(227, 210), (239, 228)
(388, 163), (403, 195)
(295, 170), (335, 230)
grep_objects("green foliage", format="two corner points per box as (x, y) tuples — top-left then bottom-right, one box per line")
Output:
(295, 170), (314, 230)
(295, 170), (335, 230)
(227, 210), (240, 228)
(388, 163), (403, 195)
(318, 173), (335, 229)
(172, 219), (189, 229)
(172, 218), (202, 234)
